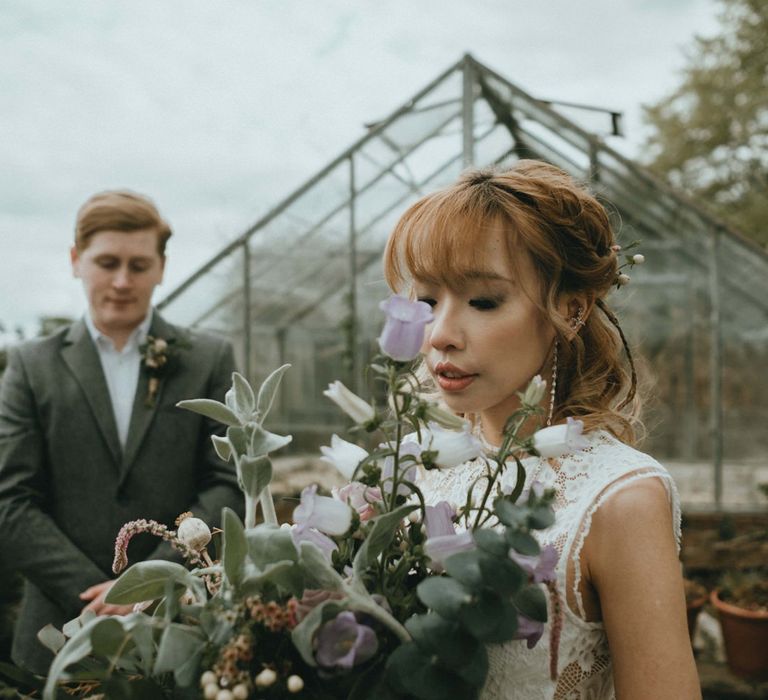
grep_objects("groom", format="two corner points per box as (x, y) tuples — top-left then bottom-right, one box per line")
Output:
(0, 191), (242, 674)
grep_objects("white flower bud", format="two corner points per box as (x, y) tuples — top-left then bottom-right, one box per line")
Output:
(232, 684), (249, 700)
(216, 690), (233, 700)
(176, 515), (212, 551)
(200, 671), (217, 687)
(203, 684), (219, 700)
(323, 381), (375, 424)
(287, 675), (305, 693)
(255, 668), (277, 688)
(154, 338), (168, 351)
(632, 254), (645, 264)
(617, 273), (631, 286)
(521, 375), (546, 407)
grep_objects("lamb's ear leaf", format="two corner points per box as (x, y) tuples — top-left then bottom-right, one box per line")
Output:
(256, 364), (291, 421)
(106, 561), (195, 604)
(176, 399), (240, 426)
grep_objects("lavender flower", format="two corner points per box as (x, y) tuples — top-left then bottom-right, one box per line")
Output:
(508, 544), (558, 583)
(423, 501), (456, 538)
(315, 611), (378, 670)
(377, 295), (434, 361)
(332, 482), (382, 522)
(291, 524), (338, 563)
(293, 485), (353, 536)
(513, 614), (545, 649)
(423, 503), (476, 570)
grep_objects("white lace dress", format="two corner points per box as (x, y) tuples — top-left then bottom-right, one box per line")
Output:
(416, 429), (681, 700)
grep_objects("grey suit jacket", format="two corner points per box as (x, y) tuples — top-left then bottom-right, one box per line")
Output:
(0, 312), (242, 674)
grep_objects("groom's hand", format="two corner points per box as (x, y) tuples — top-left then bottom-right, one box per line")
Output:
(79, 580), (134, 616)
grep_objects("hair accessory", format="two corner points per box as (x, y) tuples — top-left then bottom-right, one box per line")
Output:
(570, 307), (585, 330)
(612, 240), (644, 289)
(547, 341), (558, 426)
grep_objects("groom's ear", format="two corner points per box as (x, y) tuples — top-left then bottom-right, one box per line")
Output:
(70, 245), (82, 278)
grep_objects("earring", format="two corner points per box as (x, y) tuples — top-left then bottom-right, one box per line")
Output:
(547, 340), (558, 426)
(570, 307), (586, 331)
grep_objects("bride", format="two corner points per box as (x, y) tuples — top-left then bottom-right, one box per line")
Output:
(382, 161), (701, 699)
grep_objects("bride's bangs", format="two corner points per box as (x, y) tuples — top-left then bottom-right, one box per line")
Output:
(384, 193), (502, 292)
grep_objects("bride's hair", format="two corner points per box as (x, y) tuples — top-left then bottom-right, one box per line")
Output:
(383, 159), (643, 444)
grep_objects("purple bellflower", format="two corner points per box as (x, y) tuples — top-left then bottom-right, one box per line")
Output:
(315, 611), (379, 670)
(378, 295), (434, 361)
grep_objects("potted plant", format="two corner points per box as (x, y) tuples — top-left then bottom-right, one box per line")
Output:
(684, 578), (707, 643)
(711, 570), (768, 680)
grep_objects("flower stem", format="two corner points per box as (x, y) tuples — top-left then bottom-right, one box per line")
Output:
(245, 496), (257, 529)
(260, 485), (279, 526)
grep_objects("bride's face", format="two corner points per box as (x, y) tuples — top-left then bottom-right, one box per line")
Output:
(414, 233), (555, 427)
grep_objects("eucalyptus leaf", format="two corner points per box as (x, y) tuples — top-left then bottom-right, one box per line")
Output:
(386, 642), (472, 699)
(506, 530), (540, 556)
(471, 598), (520, 644)
(43, 615), (102, 700)
(176, 399), (240, 426)
(222, 507), (247, 587)
(443, 550), (483, 590)
(90, 617), (130, 659)
(452, 643), (489, 687)
(154, 623), (206, 687)
(478, 553), (526, 598)
(494, 498), (527, 528)
(37, 624), (66, 654)
(473, 528), (508, 557)
(232, 371), (256, 420)
(256, 363), (291, 421)
(238, 454), (273, 498)
(106, 561), (195, 604)
(353, 504), (417, 578)
(405, 613), (480, 670)
(528, 505), (555, 530)
(417, 577), (472, 618)
(514, 584), (548, 622)
(211, 435), (232, 462)
(457, 589), (507, 642)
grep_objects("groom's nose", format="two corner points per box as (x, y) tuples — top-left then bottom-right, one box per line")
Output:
(112, 265), (132, 290)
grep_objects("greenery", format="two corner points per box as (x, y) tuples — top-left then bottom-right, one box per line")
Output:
(642, 0), (768, 248)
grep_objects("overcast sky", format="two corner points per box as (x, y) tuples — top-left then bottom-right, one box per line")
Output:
(0, 0), (721, 335)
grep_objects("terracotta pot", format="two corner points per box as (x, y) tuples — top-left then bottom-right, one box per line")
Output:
(711, 589), (768, 681)
(686, 594), (707, 642)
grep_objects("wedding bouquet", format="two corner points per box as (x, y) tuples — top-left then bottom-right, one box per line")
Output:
(40, 296), (580, 700)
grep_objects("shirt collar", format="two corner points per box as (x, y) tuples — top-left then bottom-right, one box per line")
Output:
(84, 309), (154, 352)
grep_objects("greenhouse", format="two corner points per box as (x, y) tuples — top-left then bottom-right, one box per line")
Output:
(157, 54), (768, 510)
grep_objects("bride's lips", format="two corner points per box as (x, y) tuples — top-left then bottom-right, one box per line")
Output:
(434, 362), (477, 392)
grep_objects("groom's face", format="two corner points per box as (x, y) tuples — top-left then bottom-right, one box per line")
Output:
(71, 229), (165, 340)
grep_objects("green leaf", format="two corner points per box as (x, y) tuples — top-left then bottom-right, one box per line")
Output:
(176, 398), (240, 426)
(211, 434), (232, 462)
(36, 624), (66, 654)
(478, 553), (526, 598)
(291, 599), (346, 667)
(528, 505), (555, 530)
(458, 589), (509, 642)
(299, 541), (345, 592)
(90, 618), (129, 659)
(405, 613), (480, 671)
(506, 530), (540, 556)
(256, 363), (291, 421)
(473, 528), (508, 557)
(43, 615), (101, 700)
(226, 425), (248, 456)
(386, 643), (473, 699)
(154, 623), (206, 687)
(246, 524), (298, 568)
(515, 584), (548, 622)
(471, 598), (520, 644)
(443, 550), (483, 589)
(238, 454), (273, 498)
(239, 560), (304, 598)
(232, 371), (256, 420)
(106, 561), (195, 604)
(453, 643), (489, 687)
(417, 577), (471, 618)
(222, 507), (247, 587)
(353, 504), (417, 577)
(494, 497), (526, 528)
(248, 424), (292, 457)
(0, 661), (44, 691)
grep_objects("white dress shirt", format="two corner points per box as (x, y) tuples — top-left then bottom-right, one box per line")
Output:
(84, 312), (153, 449)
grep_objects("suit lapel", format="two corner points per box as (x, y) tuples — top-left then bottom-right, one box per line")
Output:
(120, 313), (178, 481)
(60, 320), (122, 466)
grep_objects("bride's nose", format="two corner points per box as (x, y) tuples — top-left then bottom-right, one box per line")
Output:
(427, 305), (464, 352)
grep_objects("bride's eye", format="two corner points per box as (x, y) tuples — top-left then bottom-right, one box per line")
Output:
(469, 297), (500, 310)
(417, 297), (437, 308)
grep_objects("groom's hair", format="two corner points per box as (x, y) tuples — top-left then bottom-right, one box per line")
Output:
(74, 190), (172, 255)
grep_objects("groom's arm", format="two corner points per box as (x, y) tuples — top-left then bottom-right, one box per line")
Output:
(147, 337), (242, 562)
(0, 345), (106, 612)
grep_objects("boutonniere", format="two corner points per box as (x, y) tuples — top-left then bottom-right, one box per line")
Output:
(139, 335), (187, 407)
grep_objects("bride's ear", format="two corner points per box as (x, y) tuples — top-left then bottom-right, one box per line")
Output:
(557, 293), (594, 338)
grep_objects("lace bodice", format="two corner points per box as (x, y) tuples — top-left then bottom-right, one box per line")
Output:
(416, 430), (681, 700)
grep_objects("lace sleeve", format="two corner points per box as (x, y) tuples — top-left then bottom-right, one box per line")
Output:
(570, 467), (682, 620)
